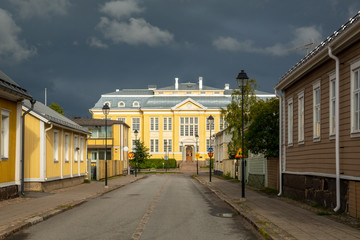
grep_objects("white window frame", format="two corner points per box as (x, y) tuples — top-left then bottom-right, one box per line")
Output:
(118, 101), (125, 107)
(206, 117), (215, 131)
(313, 81), (321, 141)
(150, 117), (159, 131)
(180, 117), (198, 137)
(298, 91), (305, 143)
(220, 117), (228, 131)
(351, 60), (360, 135)
(329, 73), (336, 137)
(287, 98), (293, 146)
(163, 139), (172, 152)
(65, 133), (70, 162)
(53, 130), (59, 162)
(80, 136), (84, 162)
(133, 101), (140, 107)
(1, 110), (10, 160)
(74, 135), (78, 162)
(150, 139), (159, 153)
(163, 117), (172, 131)
(117, 117), (126, 123)
(132, 118), (140, 131)
(132, 140), (137, 152)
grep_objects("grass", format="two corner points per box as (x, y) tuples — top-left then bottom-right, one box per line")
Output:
(83, 179), (91, 183)
(60, 204), (73, 209)
(317, 211), (330, 216)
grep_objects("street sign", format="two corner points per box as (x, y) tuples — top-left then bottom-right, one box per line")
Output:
(207, 147), (213, 153)
(235, 148), (246, 158)
(195, 153), (200, 159)
(128, 153), (134, 159)
(208, 152), (214, 158)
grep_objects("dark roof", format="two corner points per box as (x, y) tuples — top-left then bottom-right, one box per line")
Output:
(72, 118), (129, 128)
(0, 71), (32, 100)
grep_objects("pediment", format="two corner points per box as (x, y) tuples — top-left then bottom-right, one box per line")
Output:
(172, 98), (207, 110)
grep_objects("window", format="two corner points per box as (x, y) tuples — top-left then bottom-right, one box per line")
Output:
(150, 117), (159, 131)
(1, 110), (9, 160)
(118, 117), (126, 123)
(313, 81), (321, 140)
(53, 130), (59, 162)
(179, 145), (183, 152)
(206, 139), (214, 150)
(329, 74), (336, 136)
(74, 135), (78, 162)
(163, 117), (172, 131)
(150, 139), (159, 153)
(298, 91), (304, 143)
(206, 117), (215, 131)
(351, 61), (360, 133)
(180, 117), (198, 137)
(132, 140), (137, 152)
(104, 101), (111, 107)
(163, 139), (172, 152)
(220, 117), (228, 131)
(132, 118), (140, 131)
(65, 133), (70, 162)
(118, 101), (125, 107)
(288, 98), (293, 145)
(80, 137), (84, 162)
(133, 101), (140, 107)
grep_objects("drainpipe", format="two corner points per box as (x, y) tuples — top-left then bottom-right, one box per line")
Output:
(328, 47), (340, 212)
(275, 90), (283, 196)
(44, 123), (53, 181)
(21, 99), (36, 196)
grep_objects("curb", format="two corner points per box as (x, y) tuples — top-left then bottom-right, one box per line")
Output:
(0, 176), (146, 240)
(194, 176), (295, 240)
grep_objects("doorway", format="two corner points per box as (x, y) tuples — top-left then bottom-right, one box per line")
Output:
(186, 146), (193, 161)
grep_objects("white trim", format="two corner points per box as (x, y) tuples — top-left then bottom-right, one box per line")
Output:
(40, 121), (45, 181)
(61, 129), (63, 179)
(0, 181), (16, 187)
(287, 97), (293, 146)
(283, 171), (360, 181)
(53, 130), (60, 162)
(329, 73), (336, 137)
(15, 102), (22, 184)
(313, 80), (321, 140)
(1, 109), (10, 160)
(22, 106), (49, 123)
(171, 98), (207, 110)
(350, 59), (360, 133)
(298, 91), (304, 143)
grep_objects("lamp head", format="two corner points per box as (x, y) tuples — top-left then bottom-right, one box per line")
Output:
(236, 70), (249, 87)
(102, 103), (110, 115)
(208, 115), (214, 124)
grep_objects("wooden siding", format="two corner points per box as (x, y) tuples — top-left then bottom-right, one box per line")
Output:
(284, 40), (360, 177)
(349, 181), (360, 218)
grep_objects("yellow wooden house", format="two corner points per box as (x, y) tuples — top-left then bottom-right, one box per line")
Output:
(0, 71), (32, 200)
(23, 100), (90, 192)
(90, 77), (275, 163)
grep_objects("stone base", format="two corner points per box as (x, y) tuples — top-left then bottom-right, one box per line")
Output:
(0, 185), (19, 200)
(25, 176), (85, 192)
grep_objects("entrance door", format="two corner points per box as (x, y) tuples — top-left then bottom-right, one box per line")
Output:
(186, 146), (193, 161)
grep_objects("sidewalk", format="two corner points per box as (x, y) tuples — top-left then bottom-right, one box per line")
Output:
(0, 175), (146, 239)
(196, 174), (360, 240)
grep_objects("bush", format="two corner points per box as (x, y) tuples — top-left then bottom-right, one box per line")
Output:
(130, 158), (177, 169)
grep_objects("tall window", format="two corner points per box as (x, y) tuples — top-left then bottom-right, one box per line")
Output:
(118, 117), (126, 123)
(220, 117), (228, 131)
(150, 139), (159, 153)
(329, 75), (336, 136)
(74, 135), (78, 162)
(132, 140), (136, 152)
(163, 117), (172, 131)
(351, 63), (360, 133)
(1, 110), (9, 160)
(132, 118), (140, 131)
(288, 98), (293, 145)
(65, 133), (70, 162)
(313, 81), (321, 139)
(206, 117), (215, 131)
(150, 117), (159, 131)
(53, 130), (59, 162)
(298, 91), (304, 143)
(206, 139), (214, 150)
(163, 139), (172, 152)
(80, 137), (84, 162)
(180, 117), (198, 137)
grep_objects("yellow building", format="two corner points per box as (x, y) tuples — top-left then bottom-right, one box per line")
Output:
(23, 100), (89, 192)
(72, 118), (130, 180)
(0, 71), (32, 200)
(90, 77), (275, 163)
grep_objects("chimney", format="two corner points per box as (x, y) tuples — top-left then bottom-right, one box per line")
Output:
(199, 77), (203, 90)
(224, 84), (229, 90)
(175, 77), (179, 90)
(116, 89), (120, 92)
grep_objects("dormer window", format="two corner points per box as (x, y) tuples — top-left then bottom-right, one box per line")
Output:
(118, 101), (125, 107)
(133, 101), (140, 107)
(104, 101), (111, 107)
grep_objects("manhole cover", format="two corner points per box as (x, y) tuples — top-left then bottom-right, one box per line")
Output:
(217, 213), (237, 218)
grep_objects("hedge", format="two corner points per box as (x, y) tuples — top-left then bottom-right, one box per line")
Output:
(130, 158), (177, 169)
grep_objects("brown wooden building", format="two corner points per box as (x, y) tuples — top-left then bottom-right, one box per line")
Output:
(275, 11), (360, 217)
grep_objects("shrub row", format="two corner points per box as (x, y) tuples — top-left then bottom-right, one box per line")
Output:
(130, 158), (177, 169)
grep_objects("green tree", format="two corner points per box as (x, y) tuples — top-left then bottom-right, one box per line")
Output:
(132, 140), (151, 165)
(49, 102), (64, 116)
(245, 98), (279, 158)
(221, 79), (257, 159)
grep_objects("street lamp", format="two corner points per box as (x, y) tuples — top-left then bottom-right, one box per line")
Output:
(102, 103), (110, 187)
(236, 70), (249, 198)
(195, 133), (199, 175)
(134, 129), (138, 177)
(208, 115), (214, 182)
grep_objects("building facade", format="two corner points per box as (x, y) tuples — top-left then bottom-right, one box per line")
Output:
(0, 71), (32, 200)
(90, 77), (275, 162)
(275, 12), (360, 216)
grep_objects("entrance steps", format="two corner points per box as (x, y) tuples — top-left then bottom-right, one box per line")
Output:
(179, 161), (206, 172)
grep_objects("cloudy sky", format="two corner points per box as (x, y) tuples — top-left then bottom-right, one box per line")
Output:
(1, 0), (360, 117)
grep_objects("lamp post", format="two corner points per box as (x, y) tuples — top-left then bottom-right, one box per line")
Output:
(208, 115), (214, 182)
(195, 134), (199, 175)
(102, 103), (110, 187)
(134, 129), (138, 177)
(236, 70), (249, 198)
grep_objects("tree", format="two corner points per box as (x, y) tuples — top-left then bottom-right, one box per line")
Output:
(49, 102), (64, 116)
(132, 140), (151, 165)
(221, 79), (257, 159)
(245, 97), (279, 158)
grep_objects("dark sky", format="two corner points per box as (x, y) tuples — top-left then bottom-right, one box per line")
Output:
(1, 0), (359, 117)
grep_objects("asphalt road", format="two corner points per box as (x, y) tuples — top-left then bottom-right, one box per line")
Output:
(7, 174), (260, 240)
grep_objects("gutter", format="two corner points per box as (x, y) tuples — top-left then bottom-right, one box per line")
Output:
(21, 99), (36, 196)
(328, 47), (341, 212)
(275, 90), (283, 196)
